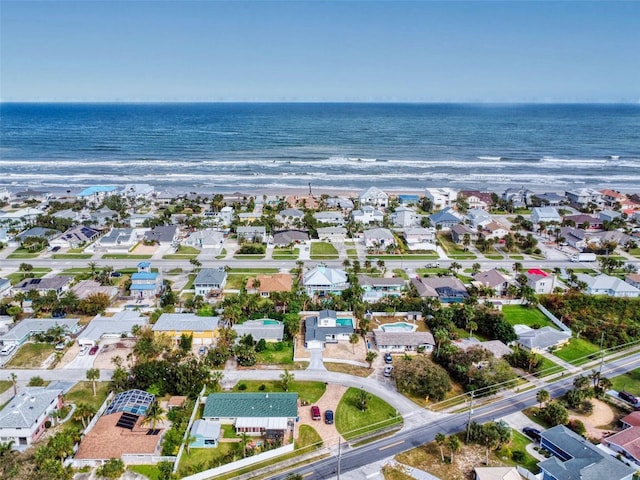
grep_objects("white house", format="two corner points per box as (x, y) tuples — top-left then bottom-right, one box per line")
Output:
(425, 188), (458, 210)
(78, 310), (147, 347)
(565, 188), (603, 208)
(359, 187), (389, 208)
(183, 229), (225, 249)
(531, 206), (562, 224)
(313, 211), (345, 226)
(467, 208), (493, 229)
(391, 206), (422, 228)
(121, 184), (155, 200)
(193, 268), (228, 297)
(362, 228), (396, 249)
(351, 206), (384, 225)
(98, 228), (138, 251)
(303, 264), (349, 296)
(576, 274), (640, 298)
(0, 387), (64, 450)
(316, 227), (347, 241)
(77, 185), (119, 207)
(481, 221), (510, 240)
(525, 269), (558, 294)
(304, 310), (355, 349)
(403, 227), (437, 251)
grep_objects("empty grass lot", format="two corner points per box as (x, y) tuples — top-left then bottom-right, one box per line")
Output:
(52, 253), (93, 259)
(163, 245), (200, 259)
(0, 380), (13, 394)
(535, 357), (564, 378)
(272, 247), (299, 260)
(5, 343), (55, 368)
(335, 387), (402, 440)
(7, 248), (42, 259)
(310, 242), (339, 259)
(553, 337), (600, 364)
(612, 368), (640, 396)
(128, 465), (161, 480)
(437, 233), (477, 259)
(502, 305), (557, 329)
(255, 342), (294, 365)
(102, 253), (152, 259)
(65, 381), (111, 410)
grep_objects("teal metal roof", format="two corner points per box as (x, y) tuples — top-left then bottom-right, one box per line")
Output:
(203, 393), (298, 419)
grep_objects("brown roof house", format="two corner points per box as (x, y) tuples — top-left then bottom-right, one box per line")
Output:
(74, 389), (164, 465)
(246, 273), (293, 297)
(603, 411), (640, 466)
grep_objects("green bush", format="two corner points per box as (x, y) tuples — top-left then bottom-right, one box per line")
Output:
(512, 450), (526, 462)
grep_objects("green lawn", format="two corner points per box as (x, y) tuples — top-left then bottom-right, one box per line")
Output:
(335, 387), (403, 440)
(7, 249), (41, 259)
(612, 368), (640, 396)
(392, 269), (409, 280)
(5, 343), (55, 368)
(163, 245), (200, 259)
(255, 342), (294, 365)
(230, 268), (280, 274)
(0, 380), (13, 394)
(216, 248), (227, 259)
(296, 424), (323, 450)
(416, 268), (450, 276)
(366, 254), (439, 260)
(629, 248), (640, 259)
(231, 380), (326, 404)
(128, 465), (162, 480)
(310, 242), (339, 260)
(61, 267), (92, 275)
(65, 381), (111, 410)
(52, 253), (93, 259)
(502, 305), (557, 329)
(233, 253), (266, 260)
(347, 248), (359, 258)
(484, 254), (504, 260)
(437, 234), (476, 259)
(225, 274), (249, 290)
(7, 271), (46, 284)
(102, 253), (152, 259)
(553, 337), (600, 364)
(535, 357), (564, 378)
(497, 430), (539, 473)
(178, 442), (238, 477)
(272, 247), (300, 260)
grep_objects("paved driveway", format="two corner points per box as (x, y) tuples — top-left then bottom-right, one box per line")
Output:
(308, 348), (326, 370)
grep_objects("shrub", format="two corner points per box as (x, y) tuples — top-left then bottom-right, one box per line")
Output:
(568, 419), (586, 437)
(238, 383), (247, 391)
(28, 376), (46, 386)
(258, 384), (266, 391)
(44, 420), (52, 428)
(511, 450), (526, 462)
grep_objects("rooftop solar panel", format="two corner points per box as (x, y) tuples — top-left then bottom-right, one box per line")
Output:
(116, 412), (139, 430)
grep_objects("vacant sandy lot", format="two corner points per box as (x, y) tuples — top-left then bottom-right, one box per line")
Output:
(294, 334), (368, 361)
(131, 243), (158, 255)
(569, 398), (616, 440)
(93, 339), (136, 369)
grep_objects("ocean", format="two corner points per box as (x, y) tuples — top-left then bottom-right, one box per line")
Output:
(1, 103), (639, 193)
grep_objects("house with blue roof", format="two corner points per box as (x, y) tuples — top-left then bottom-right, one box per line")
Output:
(77, 186), (118, 207)
(130, 262), (161, 300)
(429, 207), (462, 230)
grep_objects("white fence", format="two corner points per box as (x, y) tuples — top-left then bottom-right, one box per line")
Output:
(517, 465), (542, 480)
(537, 304), (571, 332)
(181, 444), (295, 480)
(122, 454), (177, 465)
(82, 391), (114, 435)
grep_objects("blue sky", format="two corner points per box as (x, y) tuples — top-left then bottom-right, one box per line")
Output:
(1, 1), (639, 102)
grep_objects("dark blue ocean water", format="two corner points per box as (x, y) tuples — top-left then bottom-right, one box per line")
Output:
(1, 103), (639, 192)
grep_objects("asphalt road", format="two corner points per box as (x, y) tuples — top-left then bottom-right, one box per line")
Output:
(266, 351), (640, 480)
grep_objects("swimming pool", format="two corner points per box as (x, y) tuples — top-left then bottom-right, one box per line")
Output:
(336, 318), (354, 327)
(380, 322), (417, 332)
(262, 319), (280, 325)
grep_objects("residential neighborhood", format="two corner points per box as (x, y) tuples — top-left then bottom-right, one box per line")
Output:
(0, 183), (639, 480)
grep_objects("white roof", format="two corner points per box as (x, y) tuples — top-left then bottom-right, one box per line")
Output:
(235, 417), (289, 430)
(152, 313), (219, 332)
(0, 387), (62, 428)
(0, 318), (79, 342)
(79, 311), (147, 342)
(577, 274), (640, 294)
(303, 265), (348, 287)
(191, 419), (221, 439)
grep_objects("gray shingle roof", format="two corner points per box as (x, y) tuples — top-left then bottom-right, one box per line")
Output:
(540, 425), (635, 480)
(304, 314), (354, 343)
(203, 393), (298, 419)
(0, 387), (62, 428)
(373, 330), (435, 347)
(232, 319), (284, 342)
(152, 314), (219, 332)
(516, 326), (570, 350)
(194, 268), (227, 286)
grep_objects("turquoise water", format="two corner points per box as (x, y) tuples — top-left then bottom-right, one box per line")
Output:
(263, 320), (280, 325)
(381, 322), (417, 332)
(336, 318), (353, 327)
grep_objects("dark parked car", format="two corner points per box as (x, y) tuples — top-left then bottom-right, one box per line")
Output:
(110, 272), (122, 277)
(523, 427), (541, 442)
(89, 345), (99, 355)
(311, 405), (321, 421)
(51, 246), (61, 252)
(619, 391), (638, 404)
(324, 409), (334, 424)
(384, 353), (393, 364)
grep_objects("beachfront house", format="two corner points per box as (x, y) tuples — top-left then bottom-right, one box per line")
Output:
(459, 190), (494, 210)
(121, 183), (155, 200)
(359, 186), (389, 208)
(77, 185), (119, 207)
(425, 188), (458, 209)
(502, 187), (534, 208)
(565, 187), (603, 209)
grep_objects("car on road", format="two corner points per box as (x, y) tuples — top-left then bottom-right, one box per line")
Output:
(110, 272), (122, 277)
(384, 353), (393, 364)
(89, 345), (99, 355)
(523, 427), (541, 442)
(0, 344), (16, 356)
(79, 345), (89, 356)
(324, 409), (334, 424)
(51, 246), (61, 252)
(311, 405), (321, 421)
(383, 365), (393, 377)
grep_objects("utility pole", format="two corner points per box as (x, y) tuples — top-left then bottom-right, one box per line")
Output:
(337, 438), (342, 480)
(599, 330), (605, 377)
(466, 390), (474, 443)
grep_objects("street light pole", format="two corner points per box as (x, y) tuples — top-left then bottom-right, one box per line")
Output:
(337, 438), (341, 480)
(466, 390), (474, 443)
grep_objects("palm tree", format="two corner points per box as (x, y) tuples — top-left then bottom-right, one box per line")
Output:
(239, 432), (250, 458)
(279, 369), (295, 392)
(365, 350), (378, 368)
(10, 373), (17, 396)
(86, 368), (100, 396)
(447, 434), (461, 464)
(185, 434), (197, 456)
(467, 320), (478, 339)
(349, 332), (359, 354)
(142, 401), (165, 430)
(435, 433), (446, 462)
(536, 389), (550, 409)
(73, 402), (97, 428)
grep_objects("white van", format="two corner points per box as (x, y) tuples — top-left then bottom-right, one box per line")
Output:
(1, 344), (16, 355)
